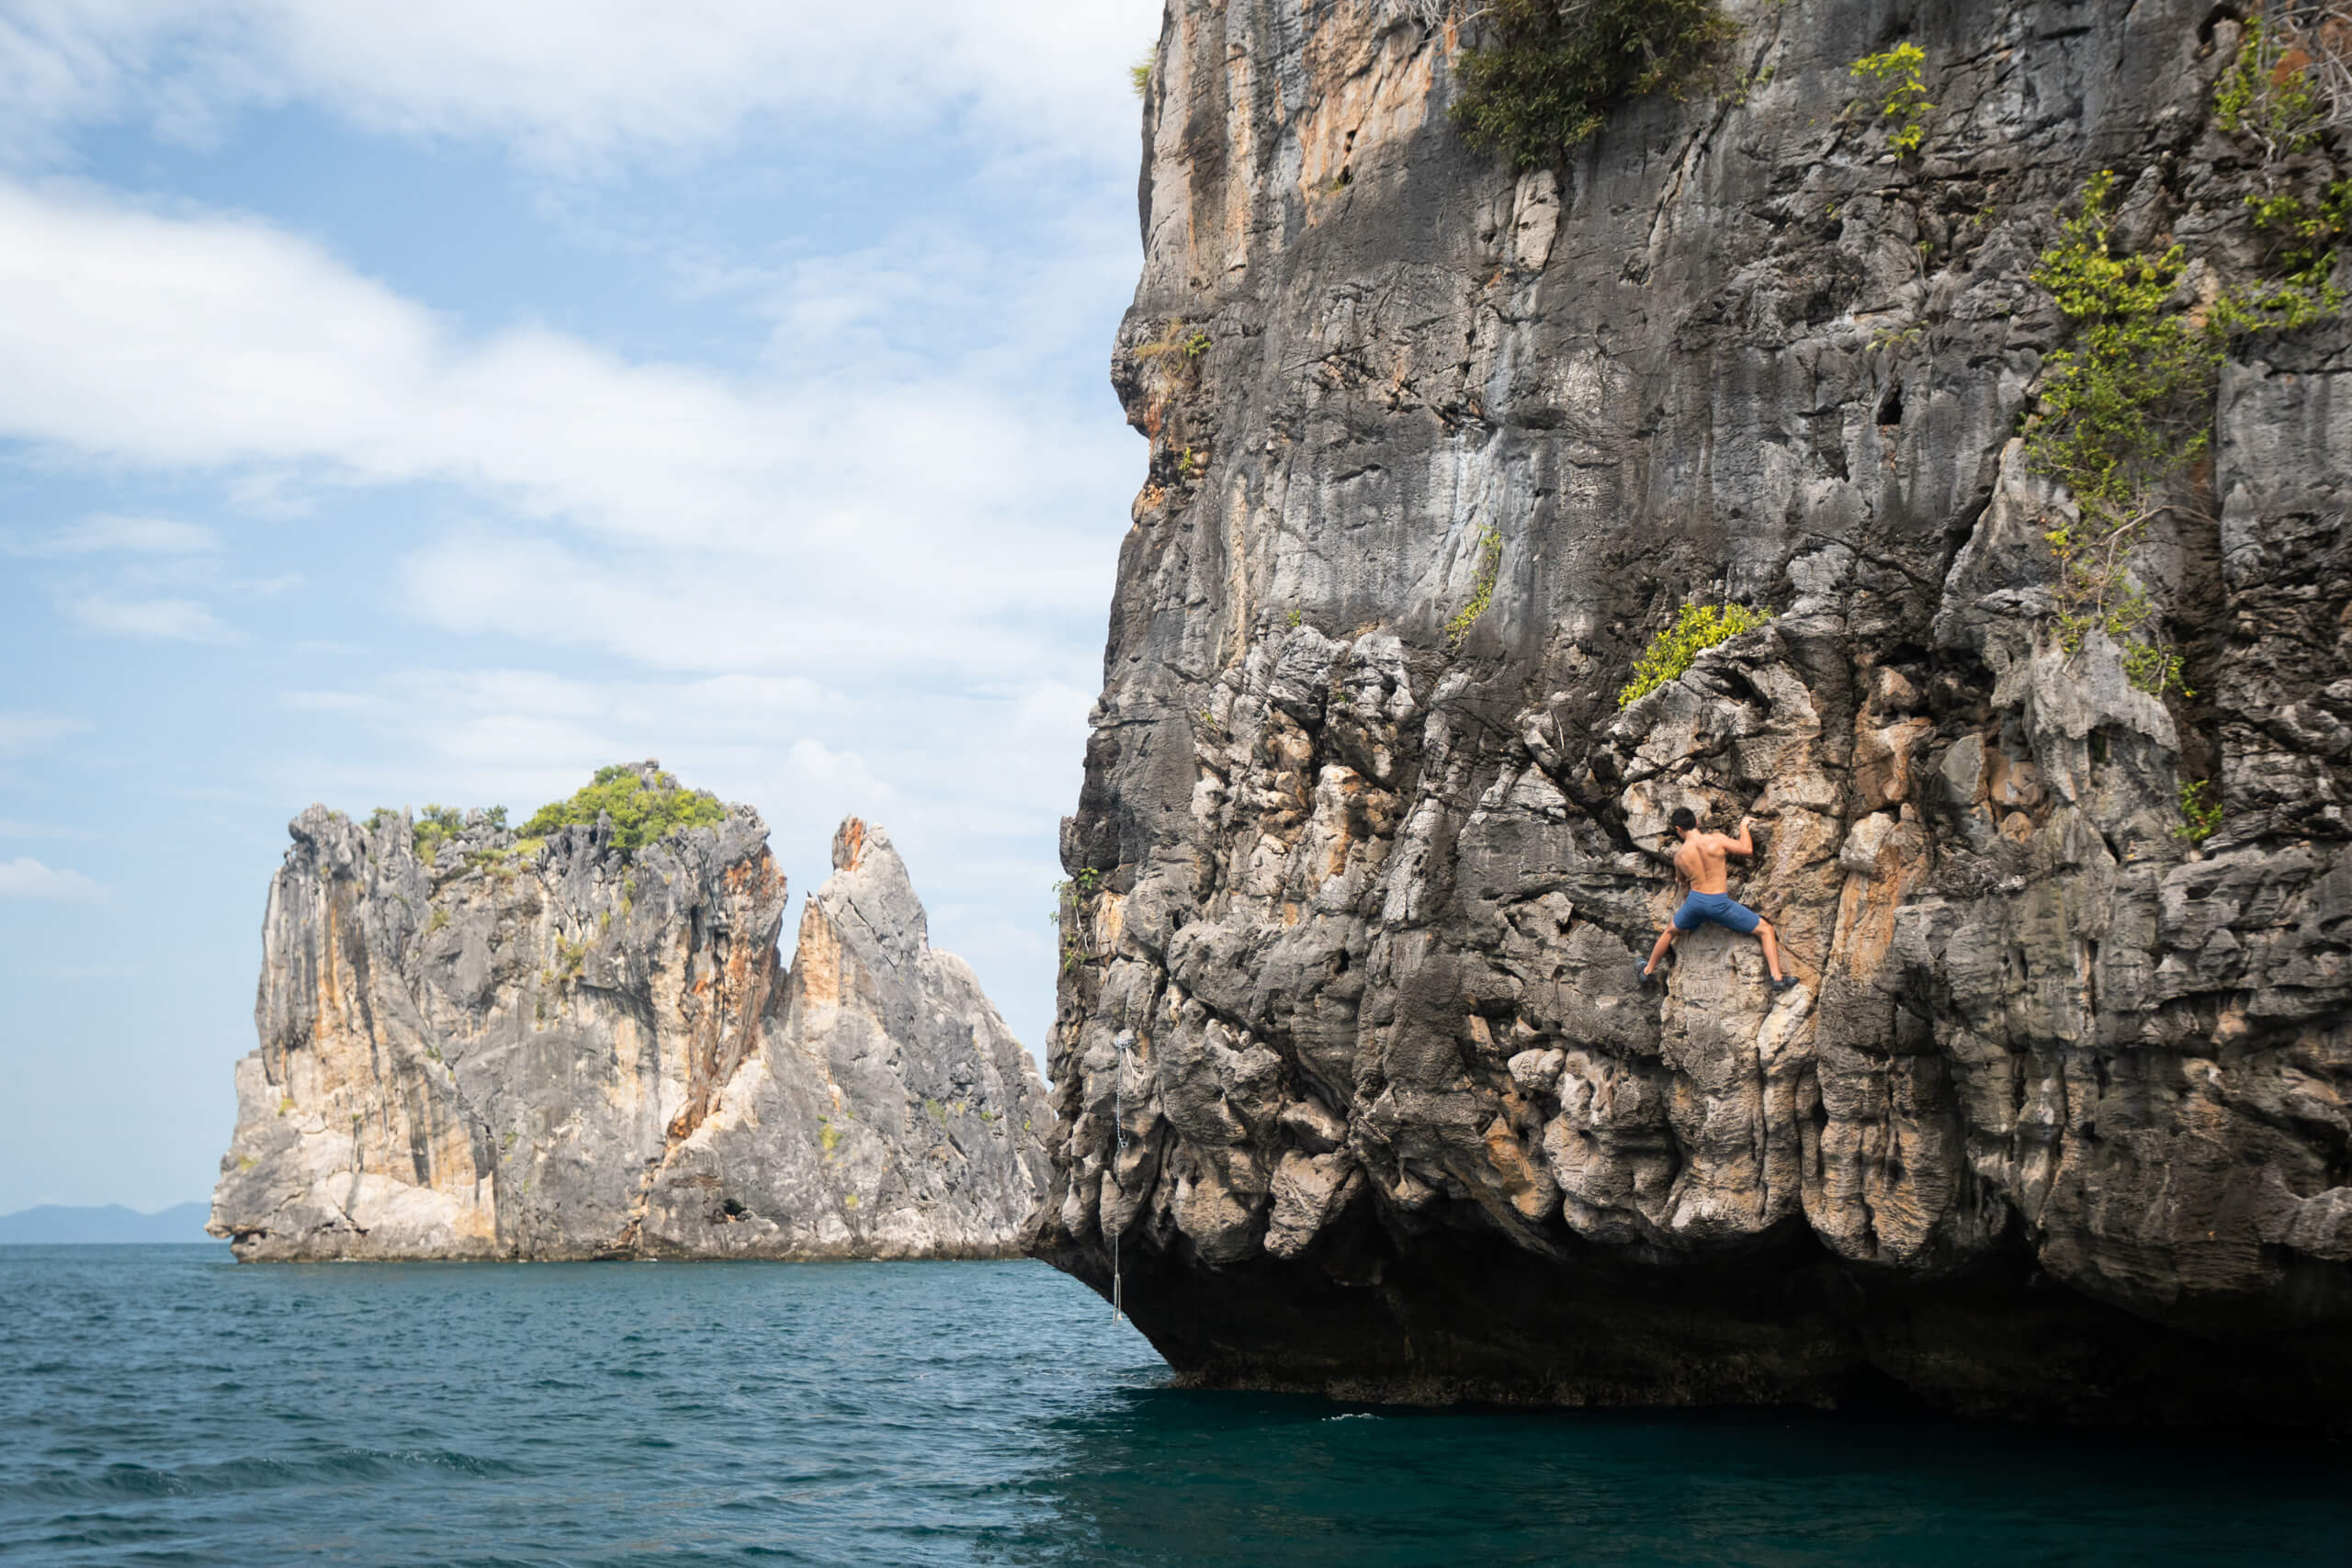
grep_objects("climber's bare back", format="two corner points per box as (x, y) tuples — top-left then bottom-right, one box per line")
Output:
(1673, 832), (1737, 895)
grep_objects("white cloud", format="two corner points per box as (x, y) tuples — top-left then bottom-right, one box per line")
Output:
(4, 513), (220, 555)
(0, 0), (1163, 170)
(785, 737), (899, 802)
(0, 712), (90, 755)
(0, 857), (107, 902)
(0, 180), (1132, 685)
(63, 592), (240, 643)
(0, 183), (1123, 520)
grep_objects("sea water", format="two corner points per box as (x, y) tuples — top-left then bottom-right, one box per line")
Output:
(2, 1247), (2345, 1565)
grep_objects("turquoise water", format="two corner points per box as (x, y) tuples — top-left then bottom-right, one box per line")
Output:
(3, 1247), (2346, 1565)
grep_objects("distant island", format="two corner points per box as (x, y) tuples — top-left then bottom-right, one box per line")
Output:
(0, 1203), (220, 1244)
(209, 764), (1049, 1261)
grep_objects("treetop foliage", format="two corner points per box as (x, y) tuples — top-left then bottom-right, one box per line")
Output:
(520, 763), (728, 853)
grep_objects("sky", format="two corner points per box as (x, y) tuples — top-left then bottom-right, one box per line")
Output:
(0, 0), (1164, 1213)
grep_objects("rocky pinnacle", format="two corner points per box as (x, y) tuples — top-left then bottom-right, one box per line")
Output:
(210, 785), (1047, 1261)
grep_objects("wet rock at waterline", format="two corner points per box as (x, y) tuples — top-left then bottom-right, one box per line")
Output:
(1028, 0), (2352, 1428)
(210, 775), (1047, 1260)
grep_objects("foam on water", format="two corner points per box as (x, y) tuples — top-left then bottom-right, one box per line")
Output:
(2, 1247), (2345, 1565)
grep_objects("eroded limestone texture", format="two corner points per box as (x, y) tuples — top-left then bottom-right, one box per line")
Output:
(1028, 0), (2352, 1427)
(211, 794), (1046, 1261)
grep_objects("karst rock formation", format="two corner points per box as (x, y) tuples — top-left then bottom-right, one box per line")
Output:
(210, 784), (1047, 1261)
(1027, 0), (2352, 1427)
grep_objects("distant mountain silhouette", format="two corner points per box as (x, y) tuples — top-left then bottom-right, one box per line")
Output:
(0, 1202), (220, 1244)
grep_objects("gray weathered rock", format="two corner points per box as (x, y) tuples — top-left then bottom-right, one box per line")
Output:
(210, 783), (1046, 1260)
(1028, 0), (2352, 1427)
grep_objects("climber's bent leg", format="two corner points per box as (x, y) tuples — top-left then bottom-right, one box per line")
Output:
(1640, 923), (1678, 984)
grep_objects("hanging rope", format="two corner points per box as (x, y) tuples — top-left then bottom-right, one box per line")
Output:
(1111, 1029), (1133, 1322)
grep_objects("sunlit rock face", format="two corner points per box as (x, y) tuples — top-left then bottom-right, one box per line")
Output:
(211, 800), (1047, 1261)
(1027, 0), (2352, 1428)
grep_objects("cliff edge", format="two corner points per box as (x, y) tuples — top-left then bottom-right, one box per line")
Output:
(210, 772), (1047, 1260)
(1027, 0), (2352, 1427)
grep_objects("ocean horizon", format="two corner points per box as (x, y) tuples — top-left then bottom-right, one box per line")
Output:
(4, 1247), (2346, 1565)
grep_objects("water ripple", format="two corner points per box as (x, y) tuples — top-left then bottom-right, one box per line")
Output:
(1, 1247), (2346, 1566)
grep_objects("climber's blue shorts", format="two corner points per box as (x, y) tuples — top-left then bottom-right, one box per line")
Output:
(1673, 891), (1760, 935)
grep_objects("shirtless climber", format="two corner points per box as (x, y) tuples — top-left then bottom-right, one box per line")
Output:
(1638, 807), (1796, 991)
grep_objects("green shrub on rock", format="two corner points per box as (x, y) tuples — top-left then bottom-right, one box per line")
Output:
(1444, 525), (1504, 649)
(2025, 172), (2219, 698)
(413, 805), (465, 863)
(1617, 602), (1773, 708)
(2175, 778), (2223, 843)
(2027, 172), (2219, 524)
(2214, 11), (2330, 160)
(520, 762), (727, 854)
(1450, 0), (1737, 170)
(1849, 43), (1932, 156)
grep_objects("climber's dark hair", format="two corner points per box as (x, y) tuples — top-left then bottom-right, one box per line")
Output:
(1668, 807), (1698, 837)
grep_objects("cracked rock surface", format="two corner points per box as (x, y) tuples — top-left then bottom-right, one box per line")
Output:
(210, 800), (1047, 1261)
(1026, 0), (2352, 1427)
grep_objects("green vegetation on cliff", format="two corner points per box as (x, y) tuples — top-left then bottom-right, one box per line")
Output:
(2026, 172), (2217, 526)
(1617, 602), (1772, 708)
(1444, 526), (1504, 649)
(1450, 0), (1736, 170)
(411, 805), (482, 863)
(2214, 10), (2333, 158)
(2025, 172), (2216, 697)
(521, 763), (728, 853)
(1848, 44), (1932, 157)
(2028, 127), (2347, 697)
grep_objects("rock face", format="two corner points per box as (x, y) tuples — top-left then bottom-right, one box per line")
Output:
(210, 793), (1047, 1260)
(1028, 0), (2352, 1428)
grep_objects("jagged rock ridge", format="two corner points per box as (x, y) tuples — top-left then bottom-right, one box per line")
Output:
(210, 779), (1047, 1260)
(1027, 0), (2352, 1428)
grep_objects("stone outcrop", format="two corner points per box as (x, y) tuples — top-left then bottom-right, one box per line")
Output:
(210, 784), (1047, 1260)
(1028, 0), (2352, 1428)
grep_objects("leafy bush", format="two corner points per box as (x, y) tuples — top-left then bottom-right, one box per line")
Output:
(1849, 44), (1932, 156)
(1134, 320), (1209, 360)
(413, 805), (466, 863)
(1450, 0), (1737, 169)
(2025, 172), (2219, 697)
(2223, 179), (2352, 331)
(1617, 602), (1773, 707)
(2027, 173), (2219, 522)
(519, 762), (727, 853)
(2175, 779), (2223, 843)
(2215, 11), (2329, 159)
(1131, 49), (1154, 99)
(1444, 526), (1504, 649)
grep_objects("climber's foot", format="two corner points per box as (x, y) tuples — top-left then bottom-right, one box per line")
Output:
(1637, 964), (1656, 990)
(1770, 975), (1798, 993)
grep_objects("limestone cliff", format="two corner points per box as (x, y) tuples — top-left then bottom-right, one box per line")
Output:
(1029, 0), (2352, 1428)
(210, 784), (1047, 1260)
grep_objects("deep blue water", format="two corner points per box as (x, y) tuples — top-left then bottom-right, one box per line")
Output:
(3, 1247), (2346, 1565)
